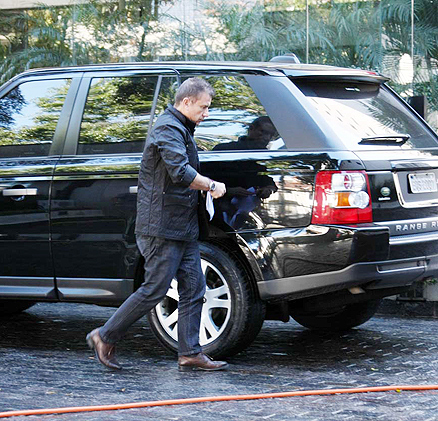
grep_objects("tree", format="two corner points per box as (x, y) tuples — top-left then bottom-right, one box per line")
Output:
(0, 0), (173, 84)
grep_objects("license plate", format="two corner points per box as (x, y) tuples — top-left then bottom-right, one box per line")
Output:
(408, 172), (438, 194)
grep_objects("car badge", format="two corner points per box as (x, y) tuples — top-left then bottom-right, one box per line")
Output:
(380, 187), (391, 197)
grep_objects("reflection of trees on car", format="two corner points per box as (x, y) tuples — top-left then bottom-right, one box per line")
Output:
(0, 88), (25, 131)
(208, 76), (265, 115)
(0, 82), (69, 146)
(194, 76), (272, 151)
(79, 77), (156, 145)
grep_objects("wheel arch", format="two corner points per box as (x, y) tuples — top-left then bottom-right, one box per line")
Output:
(132, 231), (265, 299)
(202, 234), (264, 300)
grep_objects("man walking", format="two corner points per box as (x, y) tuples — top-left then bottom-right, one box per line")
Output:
(86, 78), (228, 371)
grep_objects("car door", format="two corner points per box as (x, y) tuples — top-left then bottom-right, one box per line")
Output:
(50, 69), (179, 305)
(0, 75), (77, 299)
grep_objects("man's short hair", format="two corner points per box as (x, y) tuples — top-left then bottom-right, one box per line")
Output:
(249, 116), (273, 130)
(174, 78), (215, 105)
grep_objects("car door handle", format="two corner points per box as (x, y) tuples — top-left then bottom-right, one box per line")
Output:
(3, 188), (38, 197)
(129, 186), (138, 194)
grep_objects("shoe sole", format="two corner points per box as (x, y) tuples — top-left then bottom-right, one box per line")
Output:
(178, 363), (229, 372)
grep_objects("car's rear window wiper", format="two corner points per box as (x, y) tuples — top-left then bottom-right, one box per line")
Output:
(359, 134), (411, 145)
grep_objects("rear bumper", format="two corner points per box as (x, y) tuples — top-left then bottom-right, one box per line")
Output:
(258, 253), (438, 301)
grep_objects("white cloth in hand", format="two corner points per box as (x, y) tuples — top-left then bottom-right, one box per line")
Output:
(206, 192), (215, 221)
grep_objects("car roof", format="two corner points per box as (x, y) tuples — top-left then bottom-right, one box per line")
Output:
(9, 60), (388, 84)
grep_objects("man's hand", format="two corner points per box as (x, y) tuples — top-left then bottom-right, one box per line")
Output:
(189, 173), (226, 198)
(210, 181), (226, 199)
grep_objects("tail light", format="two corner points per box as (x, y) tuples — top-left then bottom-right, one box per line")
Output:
(311, 170), (373, 224)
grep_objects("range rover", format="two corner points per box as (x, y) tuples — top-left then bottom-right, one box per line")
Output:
(1, 59), (437, 357)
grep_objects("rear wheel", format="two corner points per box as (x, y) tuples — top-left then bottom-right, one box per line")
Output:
(148, 243), (265, 358)
(290, 299), (381, 331)
(0, 300), (35, 317)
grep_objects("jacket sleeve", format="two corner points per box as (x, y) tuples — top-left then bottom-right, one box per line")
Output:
(154, 124), (198, 186)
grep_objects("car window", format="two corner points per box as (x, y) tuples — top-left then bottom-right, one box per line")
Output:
(293, 79), (438, 149)
(0, 79), (71, 158)
(154, 76), (179, 118)
(195, 75), (284, 151)
(78, 76), (158, 155)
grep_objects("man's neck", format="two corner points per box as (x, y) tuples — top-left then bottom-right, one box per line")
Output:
(174, 104), (188, 119)
(169, 104), (196, 133)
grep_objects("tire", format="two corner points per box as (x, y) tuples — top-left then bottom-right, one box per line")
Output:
(290, 299), (381, 331)
(148, 242), (265, 358)
(0, 300), (35, 317)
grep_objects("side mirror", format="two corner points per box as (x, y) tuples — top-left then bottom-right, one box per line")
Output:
(408, 95), (428, 119)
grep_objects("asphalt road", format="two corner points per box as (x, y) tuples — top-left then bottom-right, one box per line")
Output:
(1, 302), (438, 420)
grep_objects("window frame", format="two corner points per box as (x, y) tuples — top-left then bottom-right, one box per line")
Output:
(176, 72), (283, 153)
(0, 73), (80, 158)
(64, 69), (179, 157)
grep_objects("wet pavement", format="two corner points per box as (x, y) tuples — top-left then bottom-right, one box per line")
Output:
(1, 302), (438, 420)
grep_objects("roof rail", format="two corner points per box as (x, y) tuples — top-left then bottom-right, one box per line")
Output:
(269, 54), (300, 64)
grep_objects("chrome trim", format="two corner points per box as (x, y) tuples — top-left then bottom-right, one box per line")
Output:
(54, 174), (138, 181)
(0, 176), (52, 182)
(377, 259), (426, 273)
(376, 216), (438, 228)
(0, 167), (54, 177)
(393, 171), (438, 208)
(391, 159), (438, 170)
(390, 232), (438, 245)
(3, 188), (38, 196)
(129, 186), (138, 194)
(375, 218), (438, 244)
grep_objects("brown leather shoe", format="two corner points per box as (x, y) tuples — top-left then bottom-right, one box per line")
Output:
(86, 328), (122, 370)
(178, 353), (228, 372)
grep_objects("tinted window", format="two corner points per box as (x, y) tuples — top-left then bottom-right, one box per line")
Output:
(154, 76), (179, 118)
(78, 76), (157, 155)
(294, 80), (438, 149)
(186, 75), (283, 151)
(0, 79), (71, 157)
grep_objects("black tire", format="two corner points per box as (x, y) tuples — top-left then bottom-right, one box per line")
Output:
(148, 242), (265, 358)
(290, 299), (381, 331)
(0, 300), (35, 317)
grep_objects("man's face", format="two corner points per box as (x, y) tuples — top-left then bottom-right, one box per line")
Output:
(248, 121), (277, 147)
(180, 92), (211, 125)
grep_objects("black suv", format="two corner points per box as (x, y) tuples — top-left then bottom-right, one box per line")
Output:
(1, 60), (438, 358)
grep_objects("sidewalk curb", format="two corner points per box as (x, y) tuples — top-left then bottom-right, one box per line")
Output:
(378, 298), (438, 319)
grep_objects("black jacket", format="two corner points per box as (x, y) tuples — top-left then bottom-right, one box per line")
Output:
(135, 105), (200, 241)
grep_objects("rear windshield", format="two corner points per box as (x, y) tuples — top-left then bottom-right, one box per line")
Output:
(292, 79), (438, 149)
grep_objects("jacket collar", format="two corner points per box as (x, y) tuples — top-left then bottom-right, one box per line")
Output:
(167, 104), (196, 135)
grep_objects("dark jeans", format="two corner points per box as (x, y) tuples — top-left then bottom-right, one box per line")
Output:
(99, 235), (206, 356)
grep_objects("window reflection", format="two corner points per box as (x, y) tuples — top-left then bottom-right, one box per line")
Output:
(295, 80), (438, 149)
(193, 75), (284, 151)
(78, 76), (157, 155)
(213, 116), (278, 151)
(0, 79), (71, 158)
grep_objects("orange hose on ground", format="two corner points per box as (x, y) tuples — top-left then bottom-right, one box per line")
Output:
(0, 385), (437, 418)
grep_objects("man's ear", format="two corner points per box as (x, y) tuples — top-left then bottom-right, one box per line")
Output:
(182, 97), (192, 107)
